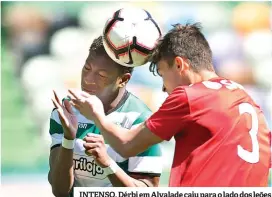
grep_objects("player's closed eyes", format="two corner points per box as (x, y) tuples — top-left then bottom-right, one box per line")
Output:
(84, 65), (91, 71)
(98, 73), (108, 79)
(84, 60), (93, 71)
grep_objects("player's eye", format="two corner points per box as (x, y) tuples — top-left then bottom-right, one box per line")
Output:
(98, 72), (108, 79)
(84, 66), (90, 71)
(84, 63), (92, 71)
(99, 74), (107, 78)
(83, 61), (92, 71)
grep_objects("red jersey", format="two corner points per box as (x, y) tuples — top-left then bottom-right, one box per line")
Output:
(146, 77), (271, 186)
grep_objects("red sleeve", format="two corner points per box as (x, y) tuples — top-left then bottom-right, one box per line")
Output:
(146, 87), (191, 141)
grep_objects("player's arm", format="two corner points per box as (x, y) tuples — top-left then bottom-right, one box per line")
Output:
(48, 108), (74, 197)
(49, 147), (74, 197)
(71, 87), (189, 158)
(94, 121), (162, 158)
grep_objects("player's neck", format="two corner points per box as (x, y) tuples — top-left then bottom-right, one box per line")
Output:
(191, 70), (219, 84)
(103, 87), (127, 114)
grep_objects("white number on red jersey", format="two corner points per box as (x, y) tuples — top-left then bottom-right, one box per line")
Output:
(237, 103), (259, 163)
(202, 80), (259, 163)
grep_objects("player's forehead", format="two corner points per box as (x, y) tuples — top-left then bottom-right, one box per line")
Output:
(86, 55), (118, 73)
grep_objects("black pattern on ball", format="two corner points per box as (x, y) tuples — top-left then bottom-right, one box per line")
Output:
(103, 9), (160, 65)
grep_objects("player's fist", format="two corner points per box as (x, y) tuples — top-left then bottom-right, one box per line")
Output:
(83, 133), (111, 168)
(68, 89), (105, 122)
(51, 90), (78, 140)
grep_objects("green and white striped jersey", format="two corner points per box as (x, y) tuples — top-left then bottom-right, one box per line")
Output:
(49, 91), (162, 188)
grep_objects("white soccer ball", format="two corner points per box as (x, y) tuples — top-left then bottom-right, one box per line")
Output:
(102, 7), (161, 67)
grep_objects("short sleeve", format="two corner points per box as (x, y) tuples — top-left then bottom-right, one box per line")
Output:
(49, 108), (64, 149)
(146, 87), (191, 141)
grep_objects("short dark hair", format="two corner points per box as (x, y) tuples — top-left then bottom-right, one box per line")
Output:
(149, 22), (214, 75)
(89, 36), (133, 75)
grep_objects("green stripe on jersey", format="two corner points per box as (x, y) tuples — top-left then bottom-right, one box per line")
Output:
(76, 124), (95, 139)
(116, 160), (129, 174)
(49, 118), (63, 135)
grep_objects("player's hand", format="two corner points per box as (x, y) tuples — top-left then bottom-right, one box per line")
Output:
(68, 89), (105, 122)
(83, 133), (111, 168)
(51, 90), (78, 140)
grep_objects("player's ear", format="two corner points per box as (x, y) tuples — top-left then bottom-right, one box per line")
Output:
(174, 56), (189, 74)
(118, 73), (131, 88)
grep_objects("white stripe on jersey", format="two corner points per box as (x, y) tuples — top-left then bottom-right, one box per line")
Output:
(128, 156), (163, 174)
(50, 133), (62, 147)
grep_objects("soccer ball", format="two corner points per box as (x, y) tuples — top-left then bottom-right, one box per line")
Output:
(102, 7), (162, 67)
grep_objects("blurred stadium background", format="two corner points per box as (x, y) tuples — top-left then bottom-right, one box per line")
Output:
(1, 1), (271, 196)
